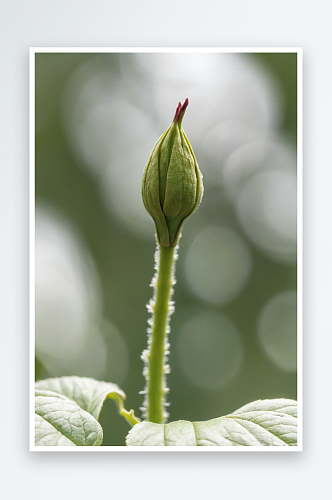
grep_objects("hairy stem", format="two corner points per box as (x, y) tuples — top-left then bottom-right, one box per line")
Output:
(142, 244), (176, 424)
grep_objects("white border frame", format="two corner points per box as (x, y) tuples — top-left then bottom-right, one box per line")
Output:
(29, 47), (303, 452)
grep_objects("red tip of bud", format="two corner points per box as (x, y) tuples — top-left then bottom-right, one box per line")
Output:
(173, 98), (189, 123)
(182, 97), (189, 113)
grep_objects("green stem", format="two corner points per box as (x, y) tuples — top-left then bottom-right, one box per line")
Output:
(111, 394), (141, 427)
(145, 245), (175, 423)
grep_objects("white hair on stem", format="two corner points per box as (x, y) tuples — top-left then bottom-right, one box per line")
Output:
(140, 237), (179, 421)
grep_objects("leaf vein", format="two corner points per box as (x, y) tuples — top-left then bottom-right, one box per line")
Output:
(227, 416), (291, 445)
(35, 410), (77, 445)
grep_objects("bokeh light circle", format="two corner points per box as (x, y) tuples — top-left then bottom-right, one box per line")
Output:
(177, 310), (244, 390)
(257, 290), (297, 372)
(223, 139), (297, 200)
(35, 206), (101, 357)
(35, 205), (129, 382)
(184, 226), (252, 305)
(236, 170), (297, 263)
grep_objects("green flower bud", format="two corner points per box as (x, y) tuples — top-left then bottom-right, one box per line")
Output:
(142, 99), (203, 247)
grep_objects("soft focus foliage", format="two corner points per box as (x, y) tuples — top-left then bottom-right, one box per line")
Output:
(35, 52), (297, 445)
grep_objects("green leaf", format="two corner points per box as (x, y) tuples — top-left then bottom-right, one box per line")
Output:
(126, 399), (297, 447)
(35, 376), (126, 446)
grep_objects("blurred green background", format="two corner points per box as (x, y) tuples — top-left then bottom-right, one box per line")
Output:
(35, 51), (297, 446)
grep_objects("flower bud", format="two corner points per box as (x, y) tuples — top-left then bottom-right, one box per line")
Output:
(142, 99), (203, 247)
